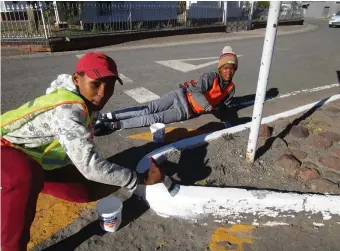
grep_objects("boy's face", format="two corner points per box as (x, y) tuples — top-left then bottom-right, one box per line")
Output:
(73, 73), (116, 111)
(219, 63), (237, 82)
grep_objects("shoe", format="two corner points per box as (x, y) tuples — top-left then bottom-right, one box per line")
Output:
(224, 121), (232, 128)
(98, 113), (116, 122)
(93, 118), (116, 136)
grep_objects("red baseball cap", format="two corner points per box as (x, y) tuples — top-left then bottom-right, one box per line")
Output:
(75, 52), (123, 85)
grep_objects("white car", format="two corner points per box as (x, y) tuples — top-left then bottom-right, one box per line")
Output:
(329, 11), (340, 27)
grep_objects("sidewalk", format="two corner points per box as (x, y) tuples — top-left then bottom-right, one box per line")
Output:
(99, 23), (314, 50)
(2, 23), (316, 59)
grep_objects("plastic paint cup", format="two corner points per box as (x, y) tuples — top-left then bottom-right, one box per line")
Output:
(150, 123), (166, 143)
(96, 196), (123, 232)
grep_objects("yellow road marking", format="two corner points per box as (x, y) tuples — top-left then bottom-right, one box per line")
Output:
(128, 126), (208, 143)
(209, 225), (255, 251)
(28, 194), (96, 249)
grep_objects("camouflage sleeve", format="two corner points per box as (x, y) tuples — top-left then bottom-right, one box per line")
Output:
(51, 104), (138, 189)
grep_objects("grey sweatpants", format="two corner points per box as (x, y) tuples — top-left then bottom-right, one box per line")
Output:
(106, 90), (193, 129)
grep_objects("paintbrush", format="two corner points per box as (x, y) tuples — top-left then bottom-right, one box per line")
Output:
(150, 157), (180, 197)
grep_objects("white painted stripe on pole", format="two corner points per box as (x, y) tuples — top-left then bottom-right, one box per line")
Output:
(124, 87), (160, 103)
(118, 73), (134, 83)
(134, 94), (340, 221)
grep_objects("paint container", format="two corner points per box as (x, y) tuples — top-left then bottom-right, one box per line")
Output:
(150, 123), (166, 143)
(96, 196), (123, 232)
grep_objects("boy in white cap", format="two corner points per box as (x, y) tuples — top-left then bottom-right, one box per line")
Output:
(94, 46), (238, 136)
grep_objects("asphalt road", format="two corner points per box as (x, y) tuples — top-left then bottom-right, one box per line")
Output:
(2, 19), (339, 160)
(1, 19), (339, 128)
(2, 19), (340, 251)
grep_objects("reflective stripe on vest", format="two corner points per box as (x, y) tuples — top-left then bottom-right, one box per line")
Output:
(186, 77), (235, 114)
(1, 88), (91, 170)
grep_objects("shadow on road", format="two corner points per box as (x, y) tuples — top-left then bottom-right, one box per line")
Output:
(42, 195), (148, 251)
(212, 87), (279, 126)
(160, 141), (211, 185)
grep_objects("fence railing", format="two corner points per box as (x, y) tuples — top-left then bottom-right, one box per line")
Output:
(1, 2), (228, 39)
(252, 4), (304, 22)
(1, 2), (303, 41)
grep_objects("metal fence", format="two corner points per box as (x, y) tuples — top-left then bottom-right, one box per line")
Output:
(252, 3), (304, 22)
(1, 2), (227, 39)
(0, 2), (303, 41)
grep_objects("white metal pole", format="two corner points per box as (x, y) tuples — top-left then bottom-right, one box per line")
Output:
(39, 1), (48, 39)
(246, 1), (281, 164)
(247, 1), (255, 30)
(223, 1), (228, 26)
(53, 1), (60, 24)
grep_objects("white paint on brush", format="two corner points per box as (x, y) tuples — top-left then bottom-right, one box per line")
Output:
(124, 87), (160, 103)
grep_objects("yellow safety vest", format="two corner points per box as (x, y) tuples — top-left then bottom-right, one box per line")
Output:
(1, 88), (92, 170)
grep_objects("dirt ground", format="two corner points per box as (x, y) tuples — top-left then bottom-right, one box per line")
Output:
(163, 100), (340, 194)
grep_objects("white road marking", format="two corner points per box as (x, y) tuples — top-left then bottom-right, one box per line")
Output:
(156, 55), (244, 72)
(118, 73), (133, 84)
(278, 83), (340, 98)
(124, 87), (160, 103)
(230, 83), (340, 108)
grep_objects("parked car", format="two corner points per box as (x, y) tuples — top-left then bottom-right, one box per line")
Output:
(329, 11), (340, 27)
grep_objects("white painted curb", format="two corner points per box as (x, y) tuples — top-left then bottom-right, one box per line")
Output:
(135, 94), (340, 221)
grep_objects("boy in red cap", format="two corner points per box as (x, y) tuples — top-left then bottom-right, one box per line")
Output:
(94, 46), (237, 135)
(1, 52), (164, 251)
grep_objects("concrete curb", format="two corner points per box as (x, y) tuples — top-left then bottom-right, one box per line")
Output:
(135, 94), (340, 223)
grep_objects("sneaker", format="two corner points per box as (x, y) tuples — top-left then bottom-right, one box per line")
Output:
(98, 113), (117, 122)
(224, 121), (232, 128)
(93, 119), (116, 136)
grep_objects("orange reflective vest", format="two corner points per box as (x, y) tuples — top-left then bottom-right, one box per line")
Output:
(185, 78), (235, 114)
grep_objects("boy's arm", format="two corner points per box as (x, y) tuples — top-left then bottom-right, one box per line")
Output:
(51, 104), (138, 189)
(187, 72), (216, 112)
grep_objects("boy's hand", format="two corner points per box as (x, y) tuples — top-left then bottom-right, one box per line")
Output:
(138, 157), (165, 185)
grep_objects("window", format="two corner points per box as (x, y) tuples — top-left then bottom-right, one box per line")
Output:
(97, 1), (112, 16)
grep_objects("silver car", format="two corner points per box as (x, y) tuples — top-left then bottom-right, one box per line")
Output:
(329, 11), (340, 27)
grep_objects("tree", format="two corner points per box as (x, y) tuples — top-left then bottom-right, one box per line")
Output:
(27, 1), (39, 34)
(256, 1), (270, 9)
